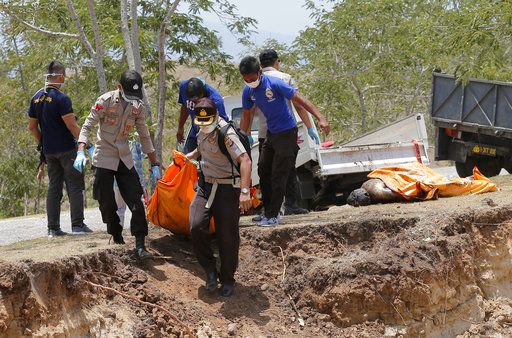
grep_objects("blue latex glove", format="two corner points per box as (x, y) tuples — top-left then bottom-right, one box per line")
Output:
(151, 165), (161, 184)
(248, 135), (254, 147)
(307, 127), (321, 145)
(73, 151), (87, 173)
(87, 145), (95, 159)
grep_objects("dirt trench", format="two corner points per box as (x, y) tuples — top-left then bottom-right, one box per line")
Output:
(2, 200), (512, 337)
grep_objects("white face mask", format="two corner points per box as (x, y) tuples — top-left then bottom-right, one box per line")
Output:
(245, 73), (261, 88)
(199, 123), (217, 134)
(44, 73), (65, 90)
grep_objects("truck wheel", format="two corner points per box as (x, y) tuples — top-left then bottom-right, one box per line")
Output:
(455, 161), (474, 178)
(456, 158), (501, 178)
(476, 158), (501, 177)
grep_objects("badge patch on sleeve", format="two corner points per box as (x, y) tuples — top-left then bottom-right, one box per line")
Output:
(225, 137), (234, 148)
(95, 104), (103, 111)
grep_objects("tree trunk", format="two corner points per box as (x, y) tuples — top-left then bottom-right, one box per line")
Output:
(121, 0), (135, 70)
(406, 66), (426, 115)
(66, 0), (107, 93)
(131, 0), (142, 74)
(12, 38), (28, 105)
(85, 0), (107, 93)
(156, 0), (181, 162)
(351, 76), (368, 133)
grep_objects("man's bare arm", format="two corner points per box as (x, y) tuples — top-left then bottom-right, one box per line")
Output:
(62, 114), (82, 140)
(28, 118), (41, 143)
(291, 92), (330, 136)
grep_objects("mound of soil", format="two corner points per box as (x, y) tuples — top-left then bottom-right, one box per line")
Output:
(1, 175), (512, 337)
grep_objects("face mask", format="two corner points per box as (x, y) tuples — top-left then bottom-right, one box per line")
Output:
(44, 73), (65, 91)
(199, 123), (217, 134)
(245, 73), (261, 88)
(121, 91), (134, 103)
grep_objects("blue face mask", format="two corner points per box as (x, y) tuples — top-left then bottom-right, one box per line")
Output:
(121, 91), (134, 103)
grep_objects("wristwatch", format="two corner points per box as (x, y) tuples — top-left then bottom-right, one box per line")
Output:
(151, 161), (160, 167)
(241, 188), (250, 195)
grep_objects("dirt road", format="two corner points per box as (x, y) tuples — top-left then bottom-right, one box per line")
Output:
(1, 173), (512, 337)
(0, 208), (109, 245)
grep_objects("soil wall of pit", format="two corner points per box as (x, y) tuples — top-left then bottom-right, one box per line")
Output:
(1, 206), (512, 337)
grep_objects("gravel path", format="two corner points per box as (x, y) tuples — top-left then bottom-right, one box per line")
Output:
(0, 207), (132, 246)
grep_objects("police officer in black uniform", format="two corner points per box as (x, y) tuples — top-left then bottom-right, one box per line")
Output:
(186, 98), (252, 297)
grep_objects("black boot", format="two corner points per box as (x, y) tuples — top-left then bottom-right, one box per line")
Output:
(112, 233), (125, 244)
(135, 235), (153, 259)
(205, 271), (218, 291)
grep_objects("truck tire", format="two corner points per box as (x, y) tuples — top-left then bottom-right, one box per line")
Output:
(455, 161), (473, 178)
(456, 158), (501, 178)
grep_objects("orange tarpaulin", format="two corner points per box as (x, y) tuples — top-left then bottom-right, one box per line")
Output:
(367, 162), (499, 201)
(146, 150), (214, 235)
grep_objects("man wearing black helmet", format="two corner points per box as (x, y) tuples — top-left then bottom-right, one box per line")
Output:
(176, 77), (229, 153)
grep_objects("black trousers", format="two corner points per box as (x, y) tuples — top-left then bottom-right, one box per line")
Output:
(189, 182), (240, 286)
(93, 160), (147, 237)
(259, 138), (300, 208)
(46, 149), (85, 230)
(258, 127), (299, 218)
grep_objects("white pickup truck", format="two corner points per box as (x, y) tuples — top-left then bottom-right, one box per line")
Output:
(181, 95), (430, 209)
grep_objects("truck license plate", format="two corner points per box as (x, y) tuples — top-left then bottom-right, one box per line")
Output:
(472, 145), (497, 157)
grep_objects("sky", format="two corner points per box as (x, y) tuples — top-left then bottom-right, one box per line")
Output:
(177, 0), (332, 57)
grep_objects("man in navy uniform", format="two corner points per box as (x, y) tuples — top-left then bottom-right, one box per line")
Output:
(28, 60), (92, 237)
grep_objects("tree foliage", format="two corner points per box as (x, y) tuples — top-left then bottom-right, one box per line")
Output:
(288, 0), (512, 141)
(2, 0), (512, 218)
(0, 0), (254, 218)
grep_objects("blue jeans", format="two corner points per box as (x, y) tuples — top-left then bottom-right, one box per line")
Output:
(45, 149), (85, 230)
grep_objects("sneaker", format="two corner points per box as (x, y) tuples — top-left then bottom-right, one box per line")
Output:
(284, 206), (309, 215)
(252, 212), (265, 223)
(48, 229), (68, 238)
(258, 216), (279, 227)
(72, 224), (93, 235)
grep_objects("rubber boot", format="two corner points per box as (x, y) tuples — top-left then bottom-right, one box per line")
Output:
(135, 235), (153, 259)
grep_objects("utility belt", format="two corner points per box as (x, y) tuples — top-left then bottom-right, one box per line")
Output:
(203, 176), (240, 209)
(204, 176), (241, 187)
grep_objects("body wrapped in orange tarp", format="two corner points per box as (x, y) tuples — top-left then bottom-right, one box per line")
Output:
(147, 151), (214, 235)
(367, 162), (499, 201)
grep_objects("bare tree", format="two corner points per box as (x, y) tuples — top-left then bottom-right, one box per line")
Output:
(155, 0), (181, 162)
(120, 0), (154, 139)
(121, 0), (136, 70)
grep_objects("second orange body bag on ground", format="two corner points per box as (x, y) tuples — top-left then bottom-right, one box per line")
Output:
(146, 151), (214, 235)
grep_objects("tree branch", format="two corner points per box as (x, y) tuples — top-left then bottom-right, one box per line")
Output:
(65, 0), (96, 58)
(0, 6), (80, 39)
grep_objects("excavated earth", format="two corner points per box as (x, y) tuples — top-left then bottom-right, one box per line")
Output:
(1, 174), (512, 337)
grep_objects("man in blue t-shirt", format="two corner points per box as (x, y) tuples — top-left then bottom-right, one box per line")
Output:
(239, 56), (330, 227)
(28, 61), (92, 237)
(176, 77), (229, 153)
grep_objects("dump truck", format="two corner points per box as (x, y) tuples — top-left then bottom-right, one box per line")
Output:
(220, 95), (430, 209)
(431, 71), (512, 178)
